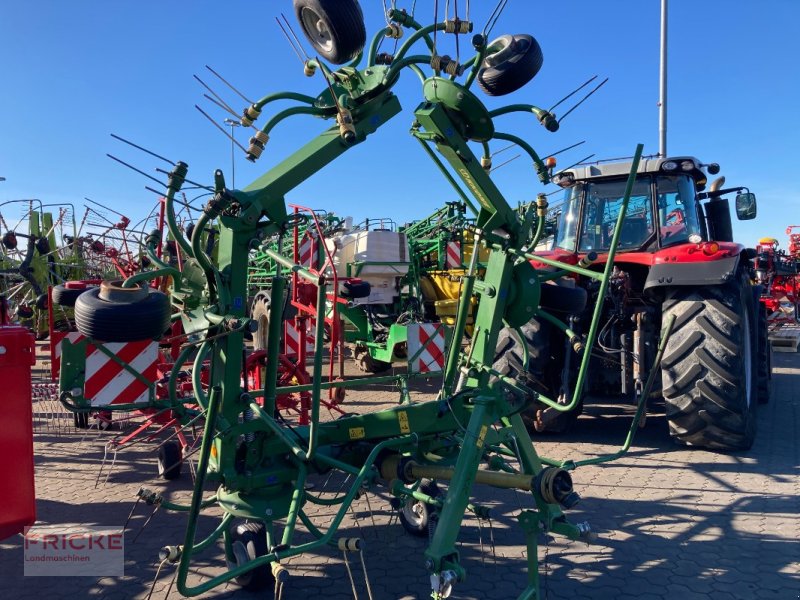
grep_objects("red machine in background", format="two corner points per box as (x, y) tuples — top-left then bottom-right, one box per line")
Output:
(755, 232), (800, 323)
(0, 296), (36, 540)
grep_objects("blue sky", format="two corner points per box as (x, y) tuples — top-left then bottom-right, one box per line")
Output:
(1, 1), (798, 248)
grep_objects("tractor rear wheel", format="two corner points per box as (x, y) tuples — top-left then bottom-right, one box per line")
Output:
(661, 277), (758, 450)
(493, 319), (579, 433)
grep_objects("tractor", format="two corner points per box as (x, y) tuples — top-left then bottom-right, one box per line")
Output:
(525, 155), (766, 451)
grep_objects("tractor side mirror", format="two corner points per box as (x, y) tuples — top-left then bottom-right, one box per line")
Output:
(735, 192), (757, 220)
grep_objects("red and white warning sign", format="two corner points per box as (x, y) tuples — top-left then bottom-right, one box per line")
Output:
(406, 323), (449, 373)
(53, 332), (159, 406)
(445, 241), (461, 269)
(298, 231), (319, 269)
(284, 319), (315, 356)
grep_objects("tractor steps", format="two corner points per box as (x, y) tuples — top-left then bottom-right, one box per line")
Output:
(769, 323), (800, 353)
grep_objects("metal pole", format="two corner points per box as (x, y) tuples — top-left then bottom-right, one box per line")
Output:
(659, 0), (668, 157)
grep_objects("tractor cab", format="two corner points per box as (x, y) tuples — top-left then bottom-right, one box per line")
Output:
(551, 156), (755, 256)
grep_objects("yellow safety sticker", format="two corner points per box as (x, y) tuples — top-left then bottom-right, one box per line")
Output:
(476, 424), (488, 448)
(398, 411), (410, 433)
(349, 427), (366, 440)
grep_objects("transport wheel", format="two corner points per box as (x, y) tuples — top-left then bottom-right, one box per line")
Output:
(52, 281), (95, 307)
(157, 441), (182, 480)
(662, 275), (758, 450)
(493, 320), (579, 433)
(293, 0), (366, 64)
(353, 344), (391, 373)
(229, 522), (274, 591)
(756, 301), (771, 405)
(74, 284), (171, 342)
(399, 480), (441, 538)
(477, 34), (543, 97)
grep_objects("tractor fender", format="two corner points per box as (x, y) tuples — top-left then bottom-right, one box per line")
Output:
(643, 254), (742, 291)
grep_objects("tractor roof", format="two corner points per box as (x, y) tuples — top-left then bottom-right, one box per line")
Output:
(554, 156), (712, 189)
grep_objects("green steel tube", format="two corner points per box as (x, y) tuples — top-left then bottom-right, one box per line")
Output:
(189, 513), (233, 554)
(306, 283), (328, 461)
(513, 249), (605, 281)
(177, 436), (411, 597)
(168, 343), (198, 407)
(280, 462), (308, 546)
(392, 22), (440, 64)
(491, 132), (548, 184)
(414, 137), (478, 215)
(262, 275), (286, 416)
(192, 341), (211, 409)
(564, 313), (675, 468)
(564, 144), (644, 410)
(165, 190), (194, 259)
(261, 247), (323, 285)
(384, 55), (436, 84)
(144, 240), (177, 272)
(367, 27), (393, 65)
(254, 91), (318, 111)
(527, 199), (546, 250)
(190, 211), (219, 286)
(543, 144), (644, 415)
(387, 8), (436, 53)
(261, 106), (328, 138)
(121, 266), (178, 288)
(176, 385), (221, 597)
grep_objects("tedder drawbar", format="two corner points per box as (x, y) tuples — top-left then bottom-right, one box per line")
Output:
(59, 2), (673, 598)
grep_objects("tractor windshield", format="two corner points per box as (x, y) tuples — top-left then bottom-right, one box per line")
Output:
(555, 174), (703, 253)
(575, 179), (653, 252)
(656, 175), (702, 246)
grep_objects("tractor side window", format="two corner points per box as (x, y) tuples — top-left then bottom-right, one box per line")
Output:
(656, 175), (701, 246)
(579, 179), (653, 252)
(555, 185), (582, 252)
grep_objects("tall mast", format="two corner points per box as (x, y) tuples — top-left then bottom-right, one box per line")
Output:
(659, 0), (668, 156)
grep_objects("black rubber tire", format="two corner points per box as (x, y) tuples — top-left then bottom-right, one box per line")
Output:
(73, 412), (90, 429)
(353, 344), (391, 373)
(230, 522), (274, 591)
(157, 441), (182, 480)
(251, 296), (270, 352)
(477, 34), (543, 97)
(74, 288), (171, 342)
(398, 479), (440, 538)
(756, 301), (771, 405)
(493, 320), (579, 433)
(52, 283), (95, 308)
(661, 277), (758, 451)
(293, 0), (366, 64)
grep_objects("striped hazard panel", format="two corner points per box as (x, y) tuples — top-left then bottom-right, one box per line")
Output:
(54, 332), (159, 406)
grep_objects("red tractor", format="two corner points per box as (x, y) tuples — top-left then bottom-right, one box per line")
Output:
(527, 156), (766, 451)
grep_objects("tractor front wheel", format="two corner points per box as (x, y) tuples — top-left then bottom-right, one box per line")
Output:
(662, 277), (758, 450)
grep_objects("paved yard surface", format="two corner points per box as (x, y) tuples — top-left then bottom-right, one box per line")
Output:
(1, 349), (798, 600)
